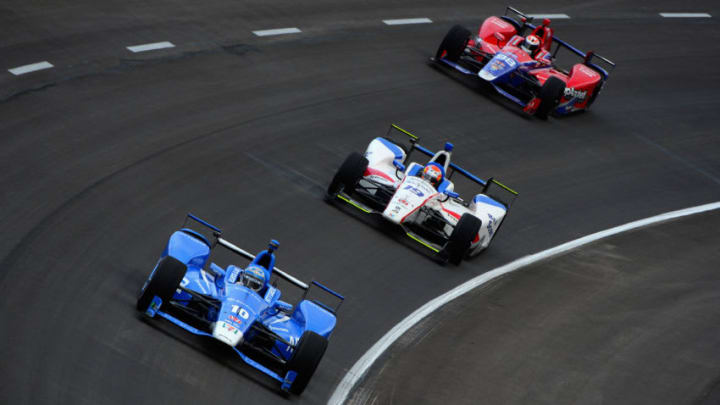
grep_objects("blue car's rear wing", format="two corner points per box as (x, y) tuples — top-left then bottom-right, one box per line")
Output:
(387, 124), (518, 209)
(215, 237), (344, 313)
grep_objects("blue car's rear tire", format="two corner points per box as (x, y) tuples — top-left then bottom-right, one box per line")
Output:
(286, 331), (328, 395)
(536, 76), (566, 120)
(136, 256), (186, 311)
(436, 25), (471, 62)
(443, 213), (482, 265)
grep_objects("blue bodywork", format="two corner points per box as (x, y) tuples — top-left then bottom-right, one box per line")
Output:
(139, 214), (343, 390)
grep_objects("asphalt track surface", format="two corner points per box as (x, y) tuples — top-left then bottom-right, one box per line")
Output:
(1, 0), (719, 404)
(354, 210), (720, 405)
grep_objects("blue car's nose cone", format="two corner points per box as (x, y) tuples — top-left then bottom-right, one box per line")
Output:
(479, 52), (518, 82)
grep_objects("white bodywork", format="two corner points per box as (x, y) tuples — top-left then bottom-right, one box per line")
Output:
(212, 321), (244, 346)
(361, 137), (507, 254)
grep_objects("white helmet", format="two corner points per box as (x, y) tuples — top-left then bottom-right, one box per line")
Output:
(521, 35), (541, 54)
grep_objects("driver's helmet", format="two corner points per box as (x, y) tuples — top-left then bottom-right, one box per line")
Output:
(521, 35), (541, 55)
(240, 266), (266, 293)
(422, 164), (443, 187)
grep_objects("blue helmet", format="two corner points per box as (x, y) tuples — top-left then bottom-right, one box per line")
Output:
(241, 266), (266, 292)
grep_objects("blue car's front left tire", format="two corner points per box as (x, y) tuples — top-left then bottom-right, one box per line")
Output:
(136, 256), (186, 311)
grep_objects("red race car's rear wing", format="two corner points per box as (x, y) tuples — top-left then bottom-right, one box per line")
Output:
(500, 6), (616, 80)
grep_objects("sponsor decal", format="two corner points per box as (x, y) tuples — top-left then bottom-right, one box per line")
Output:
(490, 60), (505, 71)
(229, 315), (242, 324)
(399, 199), (410, 206)
(495, 53), (516, 67)
(564, 87), (587, 100)
(578, 65), (598, 77)
(403, 185), (424, 197)
(231, 305), (251, 319)
(228, 267), (242, 283)
(486, 213), (497, 237)
(286, 336), (298, 352)
(491, 19), (510, 29)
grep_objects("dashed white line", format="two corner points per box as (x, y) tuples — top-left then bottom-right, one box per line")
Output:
(8, 61), (54, 76)
(527, 13), (570, 19)
(382, 18), (433, 25)
(126, 41), (175, 53)
(327, 201), (720, 405)
(660, 12), (711, 18)
(252, 27), (302, 37)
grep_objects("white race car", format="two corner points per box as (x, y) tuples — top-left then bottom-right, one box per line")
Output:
(327, 124), (518, 264)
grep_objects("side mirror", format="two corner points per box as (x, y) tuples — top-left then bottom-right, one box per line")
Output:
(584, 50), (594, 64)
(393, 160), (406, 171)
(275, 300), (293, 313)
(445, 191), (460, 199)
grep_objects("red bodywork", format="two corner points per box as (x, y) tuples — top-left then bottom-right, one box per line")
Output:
(466, 16), (603, 113)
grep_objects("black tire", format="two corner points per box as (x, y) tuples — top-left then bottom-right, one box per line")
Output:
(136, 256), (186, 311)
(327, 152), (368, 196)
(443, 213), (482, 265)
(535, 76), (566, 120)
(435, 25), (471, 62)
(286, 331), (328, 395)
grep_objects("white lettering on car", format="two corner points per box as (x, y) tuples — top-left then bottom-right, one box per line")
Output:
(495, 53), (517, 67)
(564, 87), (587, 100)
(231, 305), (250, 319)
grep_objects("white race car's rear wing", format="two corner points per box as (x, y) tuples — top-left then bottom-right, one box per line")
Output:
(386, 124), (519, 209)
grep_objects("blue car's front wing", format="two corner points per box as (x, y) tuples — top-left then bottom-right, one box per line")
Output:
(146, 298), (296, 390)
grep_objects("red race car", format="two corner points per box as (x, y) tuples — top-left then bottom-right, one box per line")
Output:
(433, 6), (615, 119)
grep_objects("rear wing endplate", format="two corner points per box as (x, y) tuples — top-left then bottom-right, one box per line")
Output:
(503, 6), (533, 26)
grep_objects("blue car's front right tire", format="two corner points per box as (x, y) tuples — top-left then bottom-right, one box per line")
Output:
(136, 256), (186, 312)
(285, 331), (328, 395)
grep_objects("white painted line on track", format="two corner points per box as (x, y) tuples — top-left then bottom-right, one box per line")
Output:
(252, 27), (302, 37)
(382, 18), (433, 25)
(8, 61), (54, 76)
(126, 41), (175, 53)
(660, 12), (711, 18)
(328, 201), (720, 405)
(527, 13), (570, 19)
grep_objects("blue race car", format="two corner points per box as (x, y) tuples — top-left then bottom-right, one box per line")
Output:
(136, 214), (344, 395)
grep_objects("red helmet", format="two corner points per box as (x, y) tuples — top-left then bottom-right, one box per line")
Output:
(522, 35), (541, 54)
(422, 165), (442, 186)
